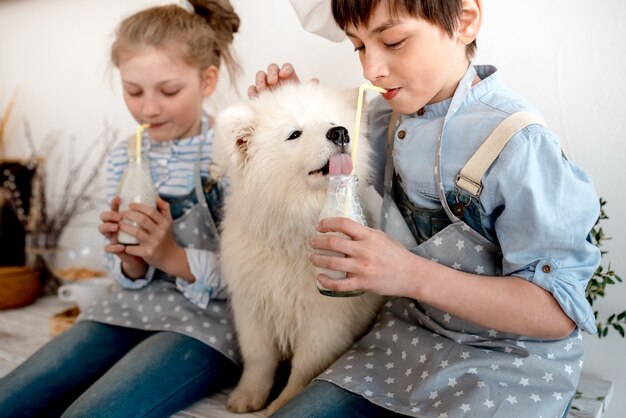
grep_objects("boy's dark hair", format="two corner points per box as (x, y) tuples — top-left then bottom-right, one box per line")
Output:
(331, 0), (476, 59)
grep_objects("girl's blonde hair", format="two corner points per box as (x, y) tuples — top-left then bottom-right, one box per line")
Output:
(111, 0), (241, 82)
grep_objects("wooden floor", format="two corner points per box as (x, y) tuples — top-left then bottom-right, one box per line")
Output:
(0, 296), (613, 418)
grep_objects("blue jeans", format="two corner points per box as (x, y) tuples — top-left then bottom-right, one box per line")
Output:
(272, 380), (573, 418)
(0, 321), (239, 418)
(271, 380), (405, 418)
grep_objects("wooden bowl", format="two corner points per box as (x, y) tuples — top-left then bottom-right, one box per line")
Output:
(0, 266), (41, 310)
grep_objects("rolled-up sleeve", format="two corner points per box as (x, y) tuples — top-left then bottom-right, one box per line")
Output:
(105, 252), (156, 289)
(483, 125), (601, 334)
(175, 248), (227, 309)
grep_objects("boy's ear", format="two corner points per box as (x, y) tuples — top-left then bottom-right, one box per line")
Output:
(201, 65), (220, 97)
(457, 0), (482, 46)
(214, 104), (256, 170)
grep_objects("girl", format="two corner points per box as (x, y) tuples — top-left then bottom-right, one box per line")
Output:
(253, 1), (600, 417)
(0, 1), (242, 417)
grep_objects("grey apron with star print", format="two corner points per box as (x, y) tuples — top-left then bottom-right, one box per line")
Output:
(318, 69), (582, 418)
(79, 139), (239, 365)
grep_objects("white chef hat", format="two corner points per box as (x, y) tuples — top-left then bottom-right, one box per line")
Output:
(288, 0), (346, 42)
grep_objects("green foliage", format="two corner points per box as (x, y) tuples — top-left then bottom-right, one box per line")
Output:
(586, 198), (626, 338)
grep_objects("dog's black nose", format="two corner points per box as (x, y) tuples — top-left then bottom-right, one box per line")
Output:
(326, 126), (350, 147)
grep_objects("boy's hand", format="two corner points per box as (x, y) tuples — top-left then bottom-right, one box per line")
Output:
(248, 63), (318, 98)
(99, 196), (148, 278)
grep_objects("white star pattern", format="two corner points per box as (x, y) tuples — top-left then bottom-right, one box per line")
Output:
(82, 207), (587, 418)
(452, 262), (462, 270)
(429, 391), (439, 400)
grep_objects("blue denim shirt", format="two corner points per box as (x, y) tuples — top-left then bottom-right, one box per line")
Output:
(368, 65), (601, 334)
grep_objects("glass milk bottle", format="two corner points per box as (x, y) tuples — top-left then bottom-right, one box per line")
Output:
(117, 155), (157, 245)
(316, 174), (366, 297)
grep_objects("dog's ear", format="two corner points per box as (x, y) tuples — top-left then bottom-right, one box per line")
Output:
(214, 104), (256, 171)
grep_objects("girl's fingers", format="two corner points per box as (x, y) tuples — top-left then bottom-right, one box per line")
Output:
(155, 197), (172, 221)
(104, 243), (125, 254)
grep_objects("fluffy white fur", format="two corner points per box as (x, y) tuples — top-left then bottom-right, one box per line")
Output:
(215, 82), (384, 415)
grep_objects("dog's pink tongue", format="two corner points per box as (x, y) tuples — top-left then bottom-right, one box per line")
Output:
(329, 153), (353, 175)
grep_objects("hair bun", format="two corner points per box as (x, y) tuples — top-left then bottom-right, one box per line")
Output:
(192, 0), (240, 42)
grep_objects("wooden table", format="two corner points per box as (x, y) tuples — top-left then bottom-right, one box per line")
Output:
(0, 296), (613, 418)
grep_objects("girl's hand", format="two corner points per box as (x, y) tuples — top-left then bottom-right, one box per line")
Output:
(248, 63), (318, 98)
(119, 196), (181, 273)
(99, 196), (147, 278)
(309, 217), (419, 297)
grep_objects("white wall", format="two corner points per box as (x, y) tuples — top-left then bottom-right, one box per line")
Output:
(1, 0), (624, 415)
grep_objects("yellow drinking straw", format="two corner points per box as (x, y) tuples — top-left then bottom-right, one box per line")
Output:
(135, 123), (150, 161)
(351, 84), (387, 173)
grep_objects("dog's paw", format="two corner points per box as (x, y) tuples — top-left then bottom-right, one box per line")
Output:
(227, 385), (268, 413)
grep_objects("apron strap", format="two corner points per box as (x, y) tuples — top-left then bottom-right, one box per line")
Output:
(380, 110), (401, 231)
(455, 111), (546, 197)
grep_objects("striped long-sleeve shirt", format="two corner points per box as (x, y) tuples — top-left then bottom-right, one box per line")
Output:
(104, 118), (226, 308)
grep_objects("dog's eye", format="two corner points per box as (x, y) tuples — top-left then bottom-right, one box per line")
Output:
(286, 130), (302, 141)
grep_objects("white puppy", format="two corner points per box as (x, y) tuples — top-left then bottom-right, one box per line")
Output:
(215, 82), (384, 415)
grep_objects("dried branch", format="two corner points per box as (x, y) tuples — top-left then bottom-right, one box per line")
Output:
(4, 121), (119, 248)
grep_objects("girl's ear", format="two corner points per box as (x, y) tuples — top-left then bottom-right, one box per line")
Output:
(457, 0), (482, 46)
(201, 65), (220, 97)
